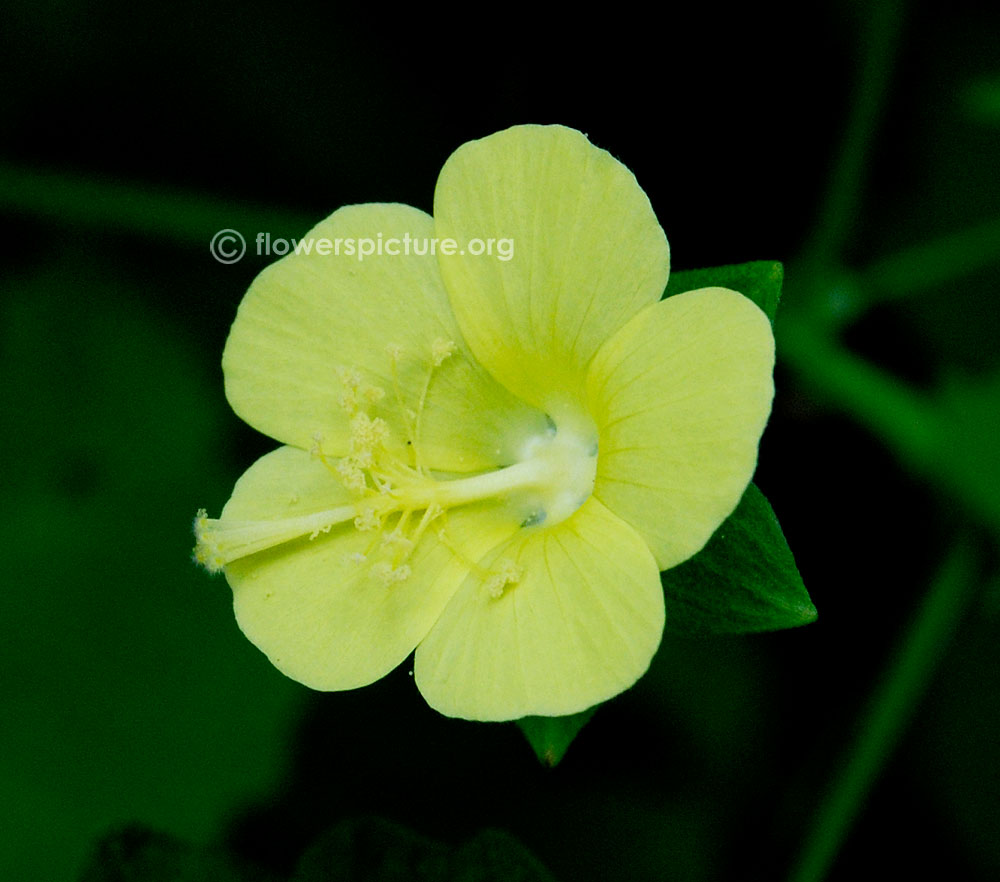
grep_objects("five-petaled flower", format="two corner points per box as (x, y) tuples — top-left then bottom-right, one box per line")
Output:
(194, 124), (775, 722)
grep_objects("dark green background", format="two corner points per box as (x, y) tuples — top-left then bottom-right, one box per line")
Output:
(2, 1), (999, 880)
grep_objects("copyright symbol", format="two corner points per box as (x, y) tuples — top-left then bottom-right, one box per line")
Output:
(210, 229), (246, 264)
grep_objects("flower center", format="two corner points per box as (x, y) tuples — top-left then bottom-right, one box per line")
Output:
(194, 341), (598, 594)
(509, 415), (598, 528)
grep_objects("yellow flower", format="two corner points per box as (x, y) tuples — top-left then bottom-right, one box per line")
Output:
(194, 125), (775, 722)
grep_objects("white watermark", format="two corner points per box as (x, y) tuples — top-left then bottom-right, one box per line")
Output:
(210, 230), (514, 264)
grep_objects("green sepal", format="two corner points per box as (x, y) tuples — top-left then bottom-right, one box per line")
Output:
(665, 260), (783, 324)
(661, 483), (815, 634)
(516, 706), (599, 767)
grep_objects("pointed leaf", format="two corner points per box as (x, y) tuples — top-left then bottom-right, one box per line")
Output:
(516, 706), (599, 767)
(661, 483), (815, 634)
(665, 260), (783, 324)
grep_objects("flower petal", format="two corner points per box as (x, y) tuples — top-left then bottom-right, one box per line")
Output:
(223, 203), (548, 472)
(221, 446), (518, 690)
(413, 497), (664, 721)
(433, 125), (669, 410)
(586, 287), (775, 570)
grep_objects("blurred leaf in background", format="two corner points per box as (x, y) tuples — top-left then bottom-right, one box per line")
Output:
(79, 816), (560, 882)
(0, 249), (302, 881)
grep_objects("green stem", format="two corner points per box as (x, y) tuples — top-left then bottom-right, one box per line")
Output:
(857, 216), (1000, 303)
(0, 162), (312, 246)
(775, 314), (939, 472)
(802, 0), (905, 270)
(805, 216), (1000, 329)
(787, 539), (978, 882)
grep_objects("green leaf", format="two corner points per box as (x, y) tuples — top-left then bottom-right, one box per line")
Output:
(295, 817), (559, 882)
(664, 260), (783, 324)
(515, 706), (599, 767)
(660, 483), (815, 634)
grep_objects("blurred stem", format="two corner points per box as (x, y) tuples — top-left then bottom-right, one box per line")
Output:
(0, 162), (311, 246)
(857, 215), (1000, 304)
(801, 0), (905, 271)
(807, 216), (1000, 330)
(776, 314), (939, 472)
(787, 539), (978, 882)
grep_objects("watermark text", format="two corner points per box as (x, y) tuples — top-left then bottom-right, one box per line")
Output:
(210, 229), (514, 264)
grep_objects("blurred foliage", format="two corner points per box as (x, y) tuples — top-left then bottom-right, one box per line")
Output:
(0, 253), (302, 879)
(1, 1), (999, 881)
(79, 818), (558, 882)
(79, 826), (282, 882)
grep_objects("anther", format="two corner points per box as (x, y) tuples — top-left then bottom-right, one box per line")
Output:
(336, 458), (367, 493)
(382, 531), (415, 554)
(336, 366), (364, 413)
(483, 557), (523, 599)
(371, 561), (411, 585)
(431, 338), (457, 366)
(354, 506), (382, 532)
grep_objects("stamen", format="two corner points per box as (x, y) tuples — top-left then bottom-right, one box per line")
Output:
(382, 510), (415, 560)
(336, 457), (367, 493)
(408, 503), (443, 552)
(414, 338), (457, 473)
(371, 561), (412, 585)
(383, 531), (414, 555)
(384, 342), (417, 452)
(354, 505), (383, 532)
(336, 367), (363, 414)
(483, 557), (523, 599)
(431, 337), (457, 366)
(431, 513), (492, 582)
(311, 433), (344, 482)
(350, 412), (389, 453)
